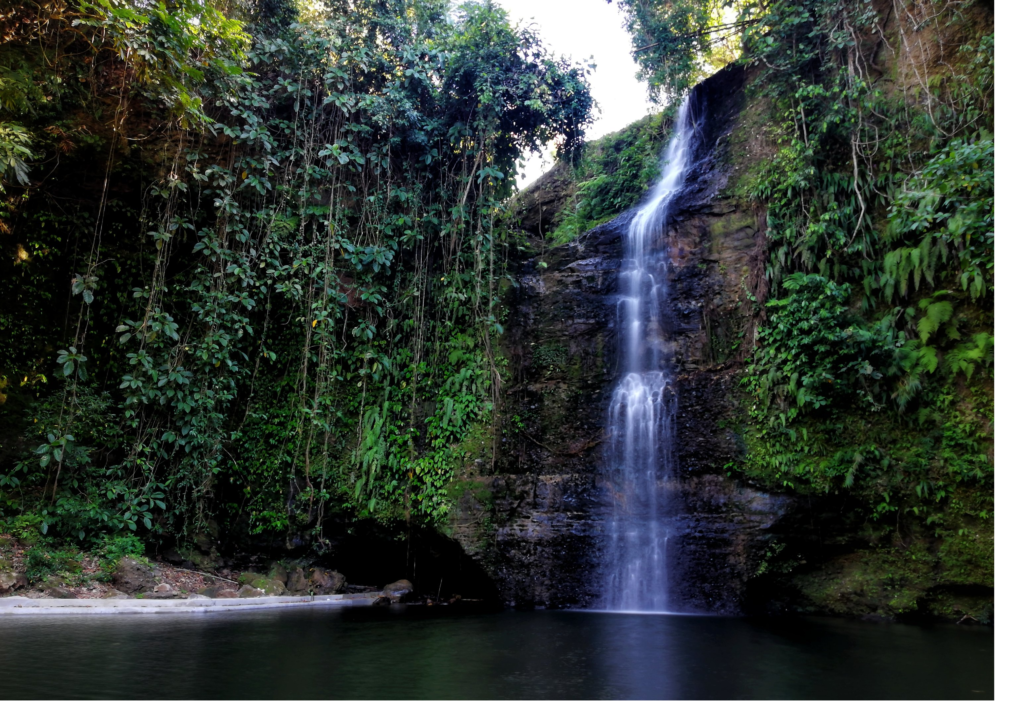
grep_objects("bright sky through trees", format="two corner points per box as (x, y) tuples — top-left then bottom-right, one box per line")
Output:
(495, 0), (652, 187)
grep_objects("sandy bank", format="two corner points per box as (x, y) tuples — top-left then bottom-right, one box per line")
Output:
(0, 592), (380, 615)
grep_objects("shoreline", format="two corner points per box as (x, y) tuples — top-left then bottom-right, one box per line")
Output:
(0, 592), (381, 616)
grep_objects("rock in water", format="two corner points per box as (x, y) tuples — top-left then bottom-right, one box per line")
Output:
(112, 557), (157, 594)
(382, 579), (414, 602)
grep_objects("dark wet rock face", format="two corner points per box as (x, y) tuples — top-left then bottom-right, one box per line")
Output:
(465, 194), (784, 611)
(448, 65), (797, 611)
(506, 161), (576, 240)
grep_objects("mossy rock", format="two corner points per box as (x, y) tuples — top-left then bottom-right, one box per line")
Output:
(268, 562), (291, 584)
(237, 572), (287, 596)
(237, 584), (264, 598)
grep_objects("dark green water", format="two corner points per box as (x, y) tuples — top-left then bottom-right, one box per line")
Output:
(0, 607), (993, 699)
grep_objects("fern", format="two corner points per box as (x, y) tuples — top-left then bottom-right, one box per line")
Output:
(945, 333), (994, 380)
(917, 297), (954, 345)
(885, 136), (994, 302)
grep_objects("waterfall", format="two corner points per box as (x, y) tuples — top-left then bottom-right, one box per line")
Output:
(599, 94), (699, 613)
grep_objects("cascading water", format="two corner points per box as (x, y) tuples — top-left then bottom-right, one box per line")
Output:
(599, 94), (700, 613)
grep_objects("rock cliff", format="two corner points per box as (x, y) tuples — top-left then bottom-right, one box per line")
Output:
(450, 65), (791, 611)
(449, 42), (993, 623)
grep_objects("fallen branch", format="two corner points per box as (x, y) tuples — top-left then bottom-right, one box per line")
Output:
(164, 563), (238, 585)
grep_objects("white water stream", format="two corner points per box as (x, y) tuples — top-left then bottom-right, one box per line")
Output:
(600, 95), (699, 612)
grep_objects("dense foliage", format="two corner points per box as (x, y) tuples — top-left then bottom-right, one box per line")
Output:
(739, 0), (993, 518)
(0, 0), (594, 545)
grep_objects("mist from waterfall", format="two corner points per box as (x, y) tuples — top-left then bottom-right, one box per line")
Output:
(599, 94), (699, 613)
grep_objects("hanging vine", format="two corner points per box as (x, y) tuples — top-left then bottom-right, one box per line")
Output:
(0, 0), (593, 543)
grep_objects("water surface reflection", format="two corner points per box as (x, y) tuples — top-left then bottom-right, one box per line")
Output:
(0, 608), (993, 699)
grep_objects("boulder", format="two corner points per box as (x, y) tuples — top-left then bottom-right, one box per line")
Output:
(286, 567), (308, 594)
(42, 585), (76, 599)
(183, 549), (223, 572)
(187, 593), (211, 600)
(268, 562), (290, 584)
(142, 582), (178, 599)
(199, 583), (240, 598)
(238, 572), (287, 596)
(103, 590), (129, 599)
(0, 571), (29, 595)
(237, 584), (264, 598)
(309, 568), (345, 595)
(236, 571), (261, 587)
(382, 579), (414, 602)
(112, 557), (157, 594)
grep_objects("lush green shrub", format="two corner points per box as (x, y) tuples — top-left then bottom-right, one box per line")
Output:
(0, 513), (45, 544)
(24, 545), (82, 583)
(98, 534), (145, 562)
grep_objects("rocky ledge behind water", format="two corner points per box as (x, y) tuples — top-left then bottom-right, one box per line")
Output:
(445, 65), (801, 612)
